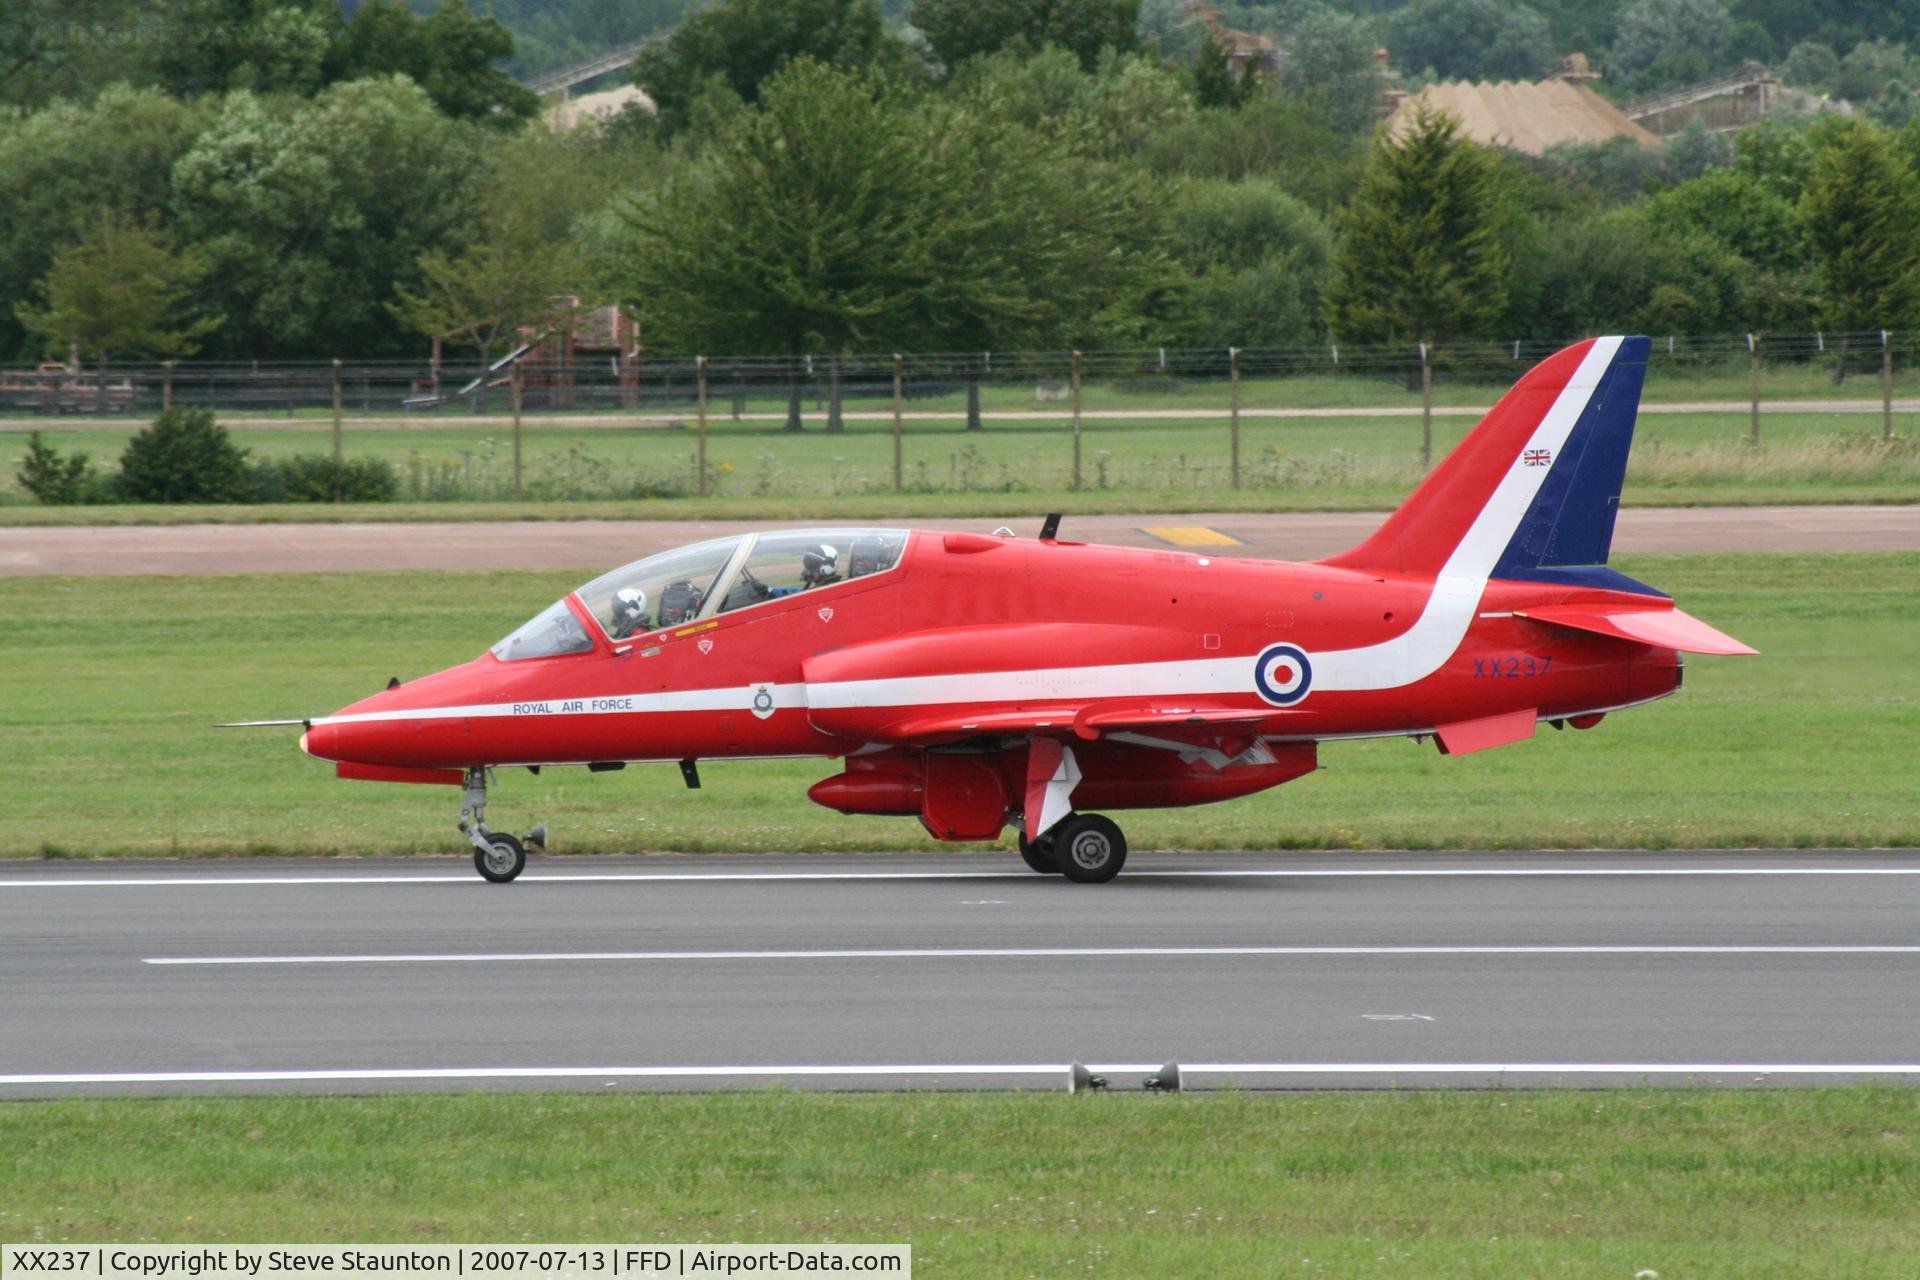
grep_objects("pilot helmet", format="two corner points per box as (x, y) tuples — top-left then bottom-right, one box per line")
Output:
(611, 586), (647, 628)
(801, 543), (839, 583)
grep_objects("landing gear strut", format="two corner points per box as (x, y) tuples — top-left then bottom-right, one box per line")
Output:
(459, 767), (527, 883)
(1022, 813), (1127, 883)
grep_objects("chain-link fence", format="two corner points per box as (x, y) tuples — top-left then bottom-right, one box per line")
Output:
(4, 332), (1916, 503)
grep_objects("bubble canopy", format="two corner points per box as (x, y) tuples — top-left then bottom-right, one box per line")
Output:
(490, 529), (909, 661)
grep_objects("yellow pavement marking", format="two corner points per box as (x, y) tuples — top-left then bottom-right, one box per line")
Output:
(1140, 525), (1244, 547)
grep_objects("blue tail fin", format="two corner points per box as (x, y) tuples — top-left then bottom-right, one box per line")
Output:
(1490, 335), (1661, 596)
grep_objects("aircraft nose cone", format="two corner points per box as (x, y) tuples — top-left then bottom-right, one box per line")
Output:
(303, 719), (345, 761)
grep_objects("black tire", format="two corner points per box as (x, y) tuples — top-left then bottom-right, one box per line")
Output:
(474, 832), (526, 883)
(1017, 832), (1058, 874)
(1054, 814), (1127, 884)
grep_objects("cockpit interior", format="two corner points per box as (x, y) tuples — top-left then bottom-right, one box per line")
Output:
(491, 528), (909, 661)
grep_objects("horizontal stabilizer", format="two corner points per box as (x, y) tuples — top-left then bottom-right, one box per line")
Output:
(1517, 604), (1757, 655)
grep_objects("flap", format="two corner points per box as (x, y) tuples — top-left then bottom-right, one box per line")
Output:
(1517, 604), (1757, 655)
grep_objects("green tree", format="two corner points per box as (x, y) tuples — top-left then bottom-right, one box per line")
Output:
(117, 407), (252, 504)
(1835, 39), (1919, 105)
(172, 77), (486, 358)
(1644, 168), (1806, 269)
(1780, 40), (1840, 90)
(1142, 94), (1364, 210)
(1609, 0), (1732, 78)
(631, 0), (896, 135)
(1386, 0), (1555, 82)
(16, 432), (101, 505)
(1277, 10), (1382, 136)
(0, 0), (154, 107)
(339, 1), (539, 127)
(1797, 119), (1920, 374)
(912, 0), (1139, 72)
(1324, 107), (1509, 347)
(621, 60), (1175, 395)
(1510, 208), (1770, 338)
(1191, 32), (1253, 110)
(1164, 178), (1334, 346)
(0, 86), (207, 359)
(15, 213), (217, 365)
(154, 0), (343, 97)
(945, 45), (1195, 161)
(390, 144), (601, 365)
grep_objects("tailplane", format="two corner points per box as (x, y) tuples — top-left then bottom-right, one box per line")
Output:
(1323, 336), (1660, 596)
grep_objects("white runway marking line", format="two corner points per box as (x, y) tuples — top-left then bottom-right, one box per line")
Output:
(10, 865), (1920, 889)
(143, 944), (1920, 967)
(5, 1062), (1920, 1087)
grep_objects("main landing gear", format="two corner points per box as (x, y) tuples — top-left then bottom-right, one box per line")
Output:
(459, 768), (544, 883)
(1019, 813), (1128, 884)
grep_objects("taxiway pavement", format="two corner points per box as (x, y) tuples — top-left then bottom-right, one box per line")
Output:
(2, 849), (1916, 1096)
(1, 505), (1916, 577)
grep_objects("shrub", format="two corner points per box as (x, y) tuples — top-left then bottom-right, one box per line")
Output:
(17, 431), (107, 504)
(117, 407), (250, 503)
(251, 454), (399, 503)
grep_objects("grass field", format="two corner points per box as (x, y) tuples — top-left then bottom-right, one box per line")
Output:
(2, 1089), (1916, 1275)
(2, 552), (1914, 859)
(2, 407), (1916, 522)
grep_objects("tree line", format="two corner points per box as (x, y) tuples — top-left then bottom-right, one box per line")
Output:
(5, 0), (1920, 370)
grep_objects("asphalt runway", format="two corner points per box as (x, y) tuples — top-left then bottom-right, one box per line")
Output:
(3, 849), (1917, 1097)
(2, 505), (1916, 576)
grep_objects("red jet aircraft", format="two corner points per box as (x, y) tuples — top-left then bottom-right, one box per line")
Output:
(273, 335), (1754, 882)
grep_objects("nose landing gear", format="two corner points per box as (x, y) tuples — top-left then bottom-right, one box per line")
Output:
(459, 768), (537, 883)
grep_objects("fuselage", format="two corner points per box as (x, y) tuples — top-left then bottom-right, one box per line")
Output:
(303, 528), (1680, 774)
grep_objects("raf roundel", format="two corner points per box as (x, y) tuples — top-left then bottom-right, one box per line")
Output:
(1253, 643), (1313, 706)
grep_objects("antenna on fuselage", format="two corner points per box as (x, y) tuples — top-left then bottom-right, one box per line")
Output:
(1039, 512), (1062, 541)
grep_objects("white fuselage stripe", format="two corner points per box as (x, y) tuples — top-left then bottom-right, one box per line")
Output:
(144, 944), (1920, 966)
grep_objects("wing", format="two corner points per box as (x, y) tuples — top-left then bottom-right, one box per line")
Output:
(869, 702), (1290, 749)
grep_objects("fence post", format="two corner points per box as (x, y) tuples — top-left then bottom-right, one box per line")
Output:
(330, 358), (344, 465)
(1882, 330), (1894, 443)
(162, 360), (174, 411)
(1747, 333), (1760, 448)
(1070, 350), (1083, 492)
(892, 353), (905, 494)
(967, 353), (985, 431)
(697, 355), (710, 497)
(1419, 342), (1433, 470)
(1228, 347), (1242, 490)
(510, 359), (524, 501)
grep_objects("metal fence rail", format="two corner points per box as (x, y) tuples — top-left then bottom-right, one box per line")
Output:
(4, 331), (1913, 502)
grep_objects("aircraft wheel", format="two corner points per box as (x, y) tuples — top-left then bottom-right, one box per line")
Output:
(1054, 814), (1127, 884)
(1017, 832), (1059, 874)
(474, 832), (526, 883)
